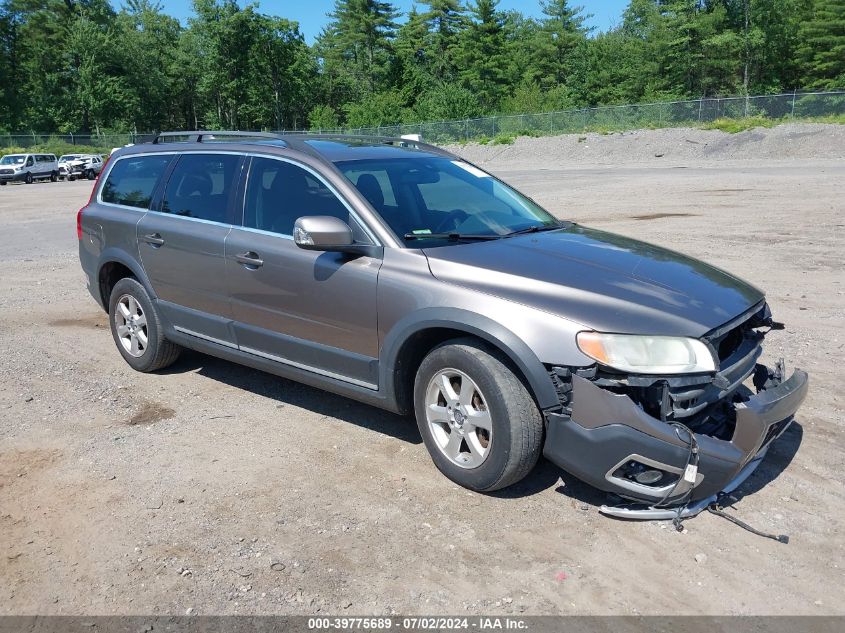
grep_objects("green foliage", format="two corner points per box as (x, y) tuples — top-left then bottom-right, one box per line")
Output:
(702, 116), (779, 133)
(308, 105), (341, 130)
(491, 134), (514, 145)
(1, 142), (110, 158)
(343, 90), (408, 128)
(797, 0), (845, 89)
(0, 0), (841, 135)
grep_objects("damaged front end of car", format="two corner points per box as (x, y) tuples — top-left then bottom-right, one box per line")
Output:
(542, 301), (808, 520)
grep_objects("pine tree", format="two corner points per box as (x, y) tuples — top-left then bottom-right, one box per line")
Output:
(422, 0), (466, 79)
(456, 0), (508, 110)
(530, 0), (590, 88)
(797, 0), (845, 89)
(320, 0), (399, 95)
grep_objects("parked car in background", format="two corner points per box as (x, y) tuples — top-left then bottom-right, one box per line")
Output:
(0, 153), (58, 185)
(58, 154), (85, 180)
(64, 154), (104, 181)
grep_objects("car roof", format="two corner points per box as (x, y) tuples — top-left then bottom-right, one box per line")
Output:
(122, 132), (455, 166)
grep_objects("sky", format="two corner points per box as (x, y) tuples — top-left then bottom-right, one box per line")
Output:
(141, 1), (629, 41)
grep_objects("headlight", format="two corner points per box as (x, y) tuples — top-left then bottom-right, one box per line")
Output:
(576, 331), (716, 374)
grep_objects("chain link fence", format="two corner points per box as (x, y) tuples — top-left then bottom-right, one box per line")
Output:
(324, 90), (845, 143)
(2, 90), (843, 149)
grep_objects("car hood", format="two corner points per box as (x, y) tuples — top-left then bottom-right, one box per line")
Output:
(423, 225), (764, 337)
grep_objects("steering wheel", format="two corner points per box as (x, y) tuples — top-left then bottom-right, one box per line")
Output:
(435, 209), (469, 233)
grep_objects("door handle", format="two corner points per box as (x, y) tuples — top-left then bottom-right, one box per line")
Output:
(141, 233), (165, 247)
(234, 251), (263, 268)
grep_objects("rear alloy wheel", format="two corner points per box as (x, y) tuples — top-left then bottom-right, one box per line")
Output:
(108, 277), (182, 372)
(25, 173), (33, 184)
(414, 338), (544, 492)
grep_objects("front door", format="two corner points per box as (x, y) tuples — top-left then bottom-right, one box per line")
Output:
(225, 156), (381, 388)
(137, 152), (244, 346)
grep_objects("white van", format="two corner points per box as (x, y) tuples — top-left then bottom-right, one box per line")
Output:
(0, 153), (59, 185)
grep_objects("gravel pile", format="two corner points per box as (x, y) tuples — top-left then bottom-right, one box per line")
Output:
(449, 123), (845, 168)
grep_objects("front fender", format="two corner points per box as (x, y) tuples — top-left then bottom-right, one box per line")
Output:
(380, 307), (561, 412)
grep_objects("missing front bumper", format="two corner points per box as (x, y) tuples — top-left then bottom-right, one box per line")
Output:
(543, 366), (808, 510)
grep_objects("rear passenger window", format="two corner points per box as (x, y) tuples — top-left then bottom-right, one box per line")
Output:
(244, 157), (350, 236)
(101, 155), (172, 209)
(161, 154), (240, 223)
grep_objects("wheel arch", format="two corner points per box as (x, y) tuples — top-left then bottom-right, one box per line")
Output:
(381, 309), (560, 415)
(96, 249), (156, 311)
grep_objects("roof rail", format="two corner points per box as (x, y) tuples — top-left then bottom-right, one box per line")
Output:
(151, 130), (288, 145)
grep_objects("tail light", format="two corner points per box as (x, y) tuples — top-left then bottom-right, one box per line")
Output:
(77, 207), (85, 240)
(78, 154), (112, 240)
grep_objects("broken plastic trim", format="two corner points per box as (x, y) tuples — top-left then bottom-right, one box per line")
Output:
(598, 445), (768, 520)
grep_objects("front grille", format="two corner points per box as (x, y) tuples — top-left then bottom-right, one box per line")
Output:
(0, 169), (13, 175)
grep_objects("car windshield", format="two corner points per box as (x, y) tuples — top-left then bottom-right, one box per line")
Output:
(1, 155), (25, 165)
(336, 156), (560, 246)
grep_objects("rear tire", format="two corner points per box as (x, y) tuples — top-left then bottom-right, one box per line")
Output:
(413, 338), (543, 492)
(108, 277), (182, 372)
(50, 171), (58, 182)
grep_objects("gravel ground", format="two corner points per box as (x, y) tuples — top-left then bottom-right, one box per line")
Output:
(1, 125), (843, 616)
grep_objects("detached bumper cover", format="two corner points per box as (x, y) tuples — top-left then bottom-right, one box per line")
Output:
(543, 367), (808, 510)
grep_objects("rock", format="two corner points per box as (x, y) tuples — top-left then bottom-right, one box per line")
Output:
(694, 553), (707, 564)
(239, 584), (252, 593)
(185, 607), (194, 616)
(25, 396), (33, 402)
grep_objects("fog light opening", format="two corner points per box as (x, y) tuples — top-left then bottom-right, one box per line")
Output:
(634, 469), (664, 485)
(612, 459), (678, 488)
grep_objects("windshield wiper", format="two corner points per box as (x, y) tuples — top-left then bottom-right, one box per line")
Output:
(403, 232), (503, 241)
(504, 223), (567, 237)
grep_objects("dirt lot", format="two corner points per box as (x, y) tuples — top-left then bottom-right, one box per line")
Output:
(1, 125), (843, 616)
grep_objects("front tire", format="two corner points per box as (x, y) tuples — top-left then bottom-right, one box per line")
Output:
(108, 277), (182, 372)
(414, 338), (544, 492)
(25, 173), (33, 184)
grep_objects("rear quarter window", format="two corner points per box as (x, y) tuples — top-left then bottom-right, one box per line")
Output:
(101, 155), (173, 209)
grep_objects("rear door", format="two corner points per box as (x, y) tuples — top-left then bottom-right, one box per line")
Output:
(225, 155), (382, 388)
(137, 152), (245, 346)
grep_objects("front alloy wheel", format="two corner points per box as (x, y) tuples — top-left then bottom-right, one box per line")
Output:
(425, 369), (492, 469)
(414, 338), (544, 492)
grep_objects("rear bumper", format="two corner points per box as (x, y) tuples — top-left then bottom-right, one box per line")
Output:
(543, 366), (808, 509)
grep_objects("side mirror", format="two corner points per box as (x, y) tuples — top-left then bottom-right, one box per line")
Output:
(293, 216), (356, 253)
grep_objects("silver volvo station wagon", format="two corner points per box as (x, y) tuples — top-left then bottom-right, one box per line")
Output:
(77, 131), (808, 520)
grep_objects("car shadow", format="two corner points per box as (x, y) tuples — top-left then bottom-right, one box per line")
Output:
(155, 349), (805, 507)
(162, 349), (422, 445)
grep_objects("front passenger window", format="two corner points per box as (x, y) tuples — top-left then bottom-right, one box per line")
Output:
(244, 157), (350, 236)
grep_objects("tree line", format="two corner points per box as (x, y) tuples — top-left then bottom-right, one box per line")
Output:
(0, 0), (842, 134)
